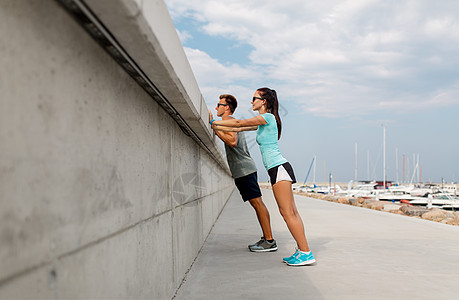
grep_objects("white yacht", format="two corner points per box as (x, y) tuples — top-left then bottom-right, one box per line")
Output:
(377, 190), (421, 202)
(439, 184), (457, 196)
(410, 184), (438, 197)
(336, 182), (379, 199)
(313, 185), (342, 195)
(410, 194), (459, 207)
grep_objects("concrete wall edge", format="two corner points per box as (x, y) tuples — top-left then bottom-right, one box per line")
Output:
(80, 0), (230, 173)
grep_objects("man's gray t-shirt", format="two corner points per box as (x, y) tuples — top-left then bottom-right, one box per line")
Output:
(224, 131), (257, 179)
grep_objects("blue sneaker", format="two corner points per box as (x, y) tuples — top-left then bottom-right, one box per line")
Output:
(286, 251), (316, 266)
(283, 249), (299, 263)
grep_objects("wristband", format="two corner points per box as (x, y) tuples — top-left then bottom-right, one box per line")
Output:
(210, 119), (215, 125)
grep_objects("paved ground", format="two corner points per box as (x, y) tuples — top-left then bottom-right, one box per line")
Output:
(174, 188), (459, 300)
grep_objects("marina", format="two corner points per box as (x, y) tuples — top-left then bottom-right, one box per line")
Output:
(293, 181), (459, 211)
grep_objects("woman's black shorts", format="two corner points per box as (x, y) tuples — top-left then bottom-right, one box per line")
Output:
(234, 172), (262, 202)
(267, 162), (297, 185)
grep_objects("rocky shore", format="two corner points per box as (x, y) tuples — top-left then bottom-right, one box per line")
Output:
(259, 183), (459, 226)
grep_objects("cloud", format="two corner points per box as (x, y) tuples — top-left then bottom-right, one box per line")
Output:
(165, 0), (459, 119)
(175, 29), (192, 44)
(183, 47), (256, 85)
(183, 47), (261, 112)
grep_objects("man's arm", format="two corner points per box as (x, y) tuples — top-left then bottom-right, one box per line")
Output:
(208, 110), (238, 147)
(214, 129), (238, 147)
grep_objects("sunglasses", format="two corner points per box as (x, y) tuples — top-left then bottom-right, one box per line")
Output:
(217, 103), (228, 107)
(252, 97), (264, 101)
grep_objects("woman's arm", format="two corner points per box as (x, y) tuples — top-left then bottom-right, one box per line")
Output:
(213, 125), (258, 132)
(213, 115), (267, 127)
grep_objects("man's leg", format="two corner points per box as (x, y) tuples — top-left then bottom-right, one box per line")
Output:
(248, 196), (273, 241)
(235, 172), (276, 251)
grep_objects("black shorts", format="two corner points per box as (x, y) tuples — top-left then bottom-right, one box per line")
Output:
(234, 172), (262, 202)
(267, 162), (297, 185)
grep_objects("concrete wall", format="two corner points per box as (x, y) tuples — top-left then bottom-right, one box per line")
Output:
(0, 0), (234, 298)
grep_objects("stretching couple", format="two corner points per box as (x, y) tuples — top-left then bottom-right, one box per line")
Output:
(209, 88), (315, 266)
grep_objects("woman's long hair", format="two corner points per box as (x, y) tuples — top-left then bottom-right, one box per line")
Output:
(257, 87), (282, 139)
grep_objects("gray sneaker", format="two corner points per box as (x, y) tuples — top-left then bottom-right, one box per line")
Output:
(248, 237), (278, 252)
(248, 237), (265, 249)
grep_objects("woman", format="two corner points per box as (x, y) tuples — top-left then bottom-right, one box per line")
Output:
(210, 88), (315, 266)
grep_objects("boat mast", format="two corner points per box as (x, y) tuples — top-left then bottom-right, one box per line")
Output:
(323, 160), (326, 186)
(313, 154), (316, 185)
(383, 125), (386, 189)
(403, 154), (405, 184)
(303, 156), (315, 185)
(355, 142), (358, 181)
(367, 150), (370, 181)
(407, 156), (410, 185)
(396, 148), (399, 183)
(420, 163), (422, 184)
(409, 153), (418, 185)
(417, 154), (420, 184)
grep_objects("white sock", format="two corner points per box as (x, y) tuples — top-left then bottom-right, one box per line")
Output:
(300, 251), (311, 255)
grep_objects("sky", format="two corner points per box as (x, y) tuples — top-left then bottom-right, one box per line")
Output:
(164, 0), (459, 184)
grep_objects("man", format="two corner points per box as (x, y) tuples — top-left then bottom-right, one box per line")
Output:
(209, 94), (277, 252)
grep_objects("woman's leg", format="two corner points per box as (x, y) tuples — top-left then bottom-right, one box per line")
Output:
(272, 181), (310, 252)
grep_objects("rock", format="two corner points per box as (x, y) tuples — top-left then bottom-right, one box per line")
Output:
(355, 197), (365, 204)
(370, 201), (385, 211)
(324, 195), (335, 201)
(362, 200), (374, 206)
(362, 201), (385, 210)
(400, 206), (429, 217)
(383, 204), (401, 211)
(421, 209), (453, 222)
(446, 218), (459, 226)
(337, 197), (350, 205)
(348, 198), (359, 205)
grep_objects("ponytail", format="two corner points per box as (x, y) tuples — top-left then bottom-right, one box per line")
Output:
(257, 87), (282, 139)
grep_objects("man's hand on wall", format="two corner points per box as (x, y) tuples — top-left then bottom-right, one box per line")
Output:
(208, 109), (213, 124)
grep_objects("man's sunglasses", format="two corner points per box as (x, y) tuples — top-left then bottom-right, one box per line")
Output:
(217, 103), (228, 107)
(252, 97), (264, 101)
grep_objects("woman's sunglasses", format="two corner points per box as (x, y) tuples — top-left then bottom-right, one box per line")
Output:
(252, 97), (264, 101)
